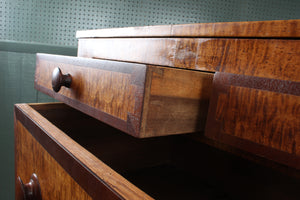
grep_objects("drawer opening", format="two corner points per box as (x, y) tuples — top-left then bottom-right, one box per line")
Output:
(30, 103), (300, 200)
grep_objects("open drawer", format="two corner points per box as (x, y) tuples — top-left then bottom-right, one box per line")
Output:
(14, 103), (300, 200)
(35, 54), (213, 138)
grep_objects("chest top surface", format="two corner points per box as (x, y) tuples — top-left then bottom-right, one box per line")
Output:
(76, 19), (300, 39)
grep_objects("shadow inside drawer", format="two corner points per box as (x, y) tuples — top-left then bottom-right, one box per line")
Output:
(31, 103), (300, 200)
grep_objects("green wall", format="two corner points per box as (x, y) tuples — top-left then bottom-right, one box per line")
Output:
(0, 42), (77, 200)
(0, 0), (299, 199)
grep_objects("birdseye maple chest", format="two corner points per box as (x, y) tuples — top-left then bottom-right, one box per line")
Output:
(15, 20), (300, 200)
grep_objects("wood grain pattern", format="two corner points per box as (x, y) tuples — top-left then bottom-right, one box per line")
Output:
(15, 103), (300, 200)
(141, 66), (213, 137)
(36, 54), (144, 121)
(78, 38), (300, 82)
(15, 103), (152, 200)
(76, 19), (300, 38)
(78, 38), (176, 67)
(205, 72), (300, 169)
(217, 87), (299, 154)
(195, 38), (300, 82)
(35, 53), (145, 136)
(35, 54), (213, 137)
(15, 120), (93, 200)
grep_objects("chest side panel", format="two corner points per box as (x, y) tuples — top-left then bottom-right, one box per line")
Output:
(15, 120), (92, 200)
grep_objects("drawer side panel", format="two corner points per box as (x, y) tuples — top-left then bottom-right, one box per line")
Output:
(141, 66), (213, 137)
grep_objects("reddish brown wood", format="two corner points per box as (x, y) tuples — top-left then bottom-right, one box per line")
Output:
(141, 66), (213, 137)
(77, 38), (177, 67)
(35, 54), (213, 137)
(76, 19), (300, 38)
(15, 116), (94, 200)
(195, 38), (300, 82)
(171, 19), (300, 38)
(35, 53), (145, 137)
(205, 72), (300, 169)
(78, 38), (300, 82)
(15, 103), (152, 200)
(14, 103), (300, 199)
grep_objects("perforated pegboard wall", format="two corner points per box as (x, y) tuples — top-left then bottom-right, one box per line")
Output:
(0, 0), (299, 46)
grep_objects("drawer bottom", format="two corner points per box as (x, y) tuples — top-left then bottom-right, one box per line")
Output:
(123, 164), (228, 200)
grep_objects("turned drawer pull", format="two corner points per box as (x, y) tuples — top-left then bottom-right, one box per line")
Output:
(16, 173), (42, 200)
(52, 67), (72, 92)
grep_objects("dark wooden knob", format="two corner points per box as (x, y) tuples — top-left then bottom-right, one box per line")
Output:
(52, 67), (72, 92)
(16, 173), (42, 200)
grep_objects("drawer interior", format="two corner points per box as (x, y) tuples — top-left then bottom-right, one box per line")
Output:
(30, 103), (300, 200)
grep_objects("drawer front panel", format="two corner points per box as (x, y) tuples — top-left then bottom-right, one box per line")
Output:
(205, 72), (300, 169)
(15, 120), (93, 200)
(35, 54), (213, 137)
(35, 54), (146, 136)
(78, 38), (300, 82)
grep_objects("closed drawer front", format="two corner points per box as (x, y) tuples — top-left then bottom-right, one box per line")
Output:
(77, 38), (300, 82)
(14, 103), (300, 200)
(76, 20), (300, 83)
(205, 72), (300, 169)
(35, 54), (213, 138)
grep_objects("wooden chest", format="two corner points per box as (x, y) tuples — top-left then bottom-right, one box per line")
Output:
(15, 20), (300, 199)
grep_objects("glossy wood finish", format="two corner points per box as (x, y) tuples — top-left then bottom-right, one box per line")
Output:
(15, 103), (151, 200)
(205, 72), (300, 169)
(15, 121), (93, 200)
(141, 66), (213, 137)
(35, 54), (213, 137)
(16, 174), (42, 200)
(51, 67), (72, 92)
(15, 103), (300, 200)
(78, 38), (299, 82)
(36, 53), (145, 122)
(35, 54), (146, 137)
(76, 19), (300, 38)
(195, 39), (299, 82)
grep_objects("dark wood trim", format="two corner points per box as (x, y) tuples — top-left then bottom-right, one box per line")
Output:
(214, 72), (300, 96)
(14, 104), (123, 200)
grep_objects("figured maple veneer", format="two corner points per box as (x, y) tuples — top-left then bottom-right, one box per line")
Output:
(15, 103), (300, 200)
(76, 19), (300, 38)
(14, 103), (152, 200)
(78, 38), (299, 82)
(35, 54), (213, 137)
(15, 120), (93, 200)
(205, 72), (300, 169)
